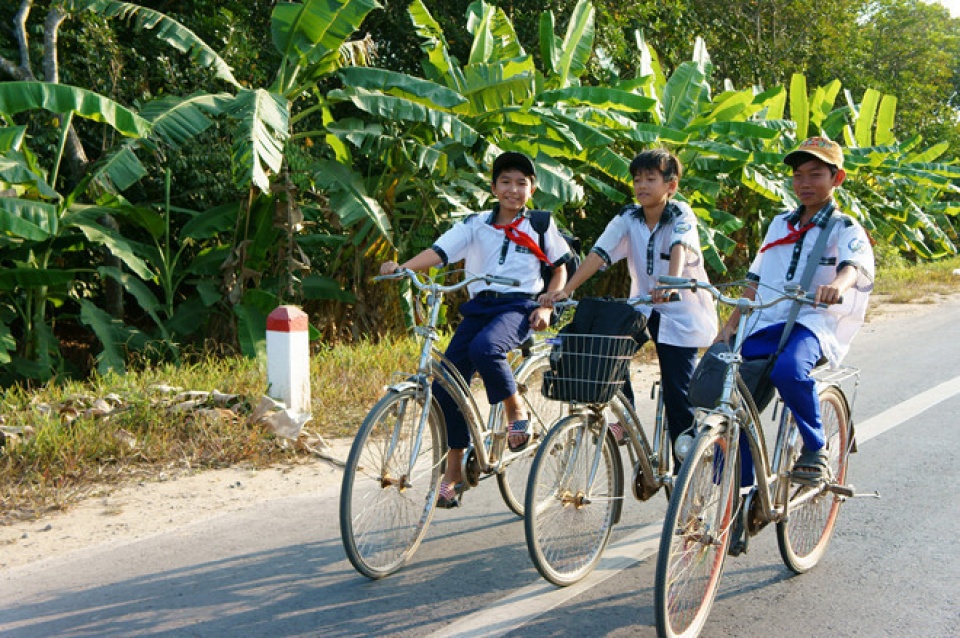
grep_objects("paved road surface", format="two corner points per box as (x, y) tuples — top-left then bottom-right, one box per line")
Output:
(1, 297), (959, 637)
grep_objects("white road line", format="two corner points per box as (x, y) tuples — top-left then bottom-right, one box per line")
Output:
(430, 374), (960, 638)
(855, 375), (960, 443)
(427, 524), (661, 638)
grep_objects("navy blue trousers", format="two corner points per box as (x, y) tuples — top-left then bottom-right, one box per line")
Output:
(739, 322), (824, 486)
(622, 310), (699, 446)
(432, 297), (537, 449)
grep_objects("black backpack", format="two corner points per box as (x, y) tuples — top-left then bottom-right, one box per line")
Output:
(541, 298), (648, 404)
(529, 210), (581, 292)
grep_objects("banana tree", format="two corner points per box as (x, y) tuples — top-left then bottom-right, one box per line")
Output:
(66, 0), (385, 354)
(313, 0), (614, 326)
(327, 0), (654, 242)
(834, 88), (960, 258)
(591, 35), (960, 272)
(0, 83), (154, 381)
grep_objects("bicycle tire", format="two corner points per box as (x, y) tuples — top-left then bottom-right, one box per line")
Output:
(497, 357), (564, 517)
(776, 385), (850, 573)
(524, 413), (622, 586)
(339, 387), (444, 579)
(655, 426), (738, 638)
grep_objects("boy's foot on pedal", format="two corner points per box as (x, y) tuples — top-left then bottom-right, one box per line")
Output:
(437, 481), (464, 508)
(508, 419), (532, 452)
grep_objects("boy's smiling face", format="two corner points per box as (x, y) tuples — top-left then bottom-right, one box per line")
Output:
(632, 168), (677, 211)
(791, 157), (845, 211)
(491, 168), (536, 217)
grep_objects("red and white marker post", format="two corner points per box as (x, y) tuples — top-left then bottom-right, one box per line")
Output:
(266, 305), (311, 414)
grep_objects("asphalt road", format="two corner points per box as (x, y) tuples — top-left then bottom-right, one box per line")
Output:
(1, 297), (959, 637)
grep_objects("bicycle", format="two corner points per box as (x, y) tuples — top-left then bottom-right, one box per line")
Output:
(653, 276), (874, 638)
(524, 296), (677, 587)
(339, 268), (566, 579)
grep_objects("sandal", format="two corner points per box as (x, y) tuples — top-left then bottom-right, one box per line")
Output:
(608, 422), (628, 446)
(508, 419), (532, 452)
(792, 446), (830, 485)
(437, 481), (464, 509)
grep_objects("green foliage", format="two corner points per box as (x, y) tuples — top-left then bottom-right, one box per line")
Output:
(0, 0), (958, 386)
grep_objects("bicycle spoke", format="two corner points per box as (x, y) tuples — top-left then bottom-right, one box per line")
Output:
(525, 415), (620, 586)
(340, 389), (442, 579)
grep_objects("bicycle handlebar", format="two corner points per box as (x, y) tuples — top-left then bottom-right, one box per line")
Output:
(552, 293), (675, 313)
(655, 276), (838, 310)
(375, 268), (521, 294)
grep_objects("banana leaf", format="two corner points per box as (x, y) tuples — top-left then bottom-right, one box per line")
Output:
(223, 88), (290, 192)
(0, 81), (150, 139)
(70, 0), (239, 88)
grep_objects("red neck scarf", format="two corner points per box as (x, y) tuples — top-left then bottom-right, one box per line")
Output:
(494, 216), (552, 265)
(759, 219), (817, 253)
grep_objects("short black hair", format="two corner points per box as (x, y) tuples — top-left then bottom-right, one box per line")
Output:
(492, 151), (536, 182)
(629, 148), (682, 182)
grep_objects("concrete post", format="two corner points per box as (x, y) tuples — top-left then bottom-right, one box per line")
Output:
(266, 305), (311, 414)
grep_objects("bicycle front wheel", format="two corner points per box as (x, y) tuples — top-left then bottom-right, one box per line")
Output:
(655, 427), (738, 638)
(777, 385), (851, 573)
(524, 413), (622, 586)
(497, 357), (564, 516)
(339, 387), (443, 579)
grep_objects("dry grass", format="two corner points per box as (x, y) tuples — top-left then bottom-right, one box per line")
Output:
(874, 254), (960, 302)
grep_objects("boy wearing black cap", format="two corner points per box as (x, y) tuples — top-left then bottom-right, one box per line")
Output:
(717, 136), (874, 497)
(380, 151), (573, 507)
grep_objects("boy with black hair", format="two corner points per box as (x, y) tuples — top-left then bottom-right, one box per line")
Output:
(717, 136), (874, 492)
(380, 151), (572, 507)
(542, 148), (717, 459)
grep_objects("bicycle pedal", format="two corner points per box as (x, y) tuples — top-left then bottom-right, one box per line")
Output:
(826, 483), (880, 499)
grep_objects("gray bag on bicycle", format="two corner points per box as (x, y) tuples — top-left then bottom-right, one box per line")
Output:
(542, 298), (648, 404)
(688, 342), (777, 412)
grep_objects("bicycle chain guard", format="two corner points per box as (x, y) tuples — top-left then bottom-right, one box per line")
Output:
(631, 461), (659, 502)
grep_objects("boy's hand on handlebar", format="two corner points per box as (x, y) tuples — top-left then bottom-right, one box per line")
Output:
(651, 287), (679, 303)
(538, 289), (569, 308)
(379, 261), (401, 276)
(529, 306), (552, 331)
(814, 283), (844, 305)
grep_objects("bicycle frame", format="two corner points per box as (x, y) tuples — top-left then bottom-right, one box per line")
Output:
(380, 270), (551, 482)
(547, 295), (676, 503)
(673, 277), (860, 526)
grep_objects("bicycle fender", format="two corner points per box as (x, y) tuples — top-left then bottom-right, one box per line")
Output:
(383, 374), (429, 395)
(694, 411), (731, 437)
(815, 381), (858, 455)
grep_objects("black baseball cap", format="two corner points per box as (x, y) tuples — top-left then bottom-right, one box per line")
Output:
(492, 151), (536, 181)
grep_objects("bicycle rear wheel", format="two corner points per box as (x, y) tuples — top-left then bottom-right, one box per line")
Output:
(524, 413), (622, 586)
(777, 385), (850, 573)
(655, 426), (738, 638)
(339, 387), (443, 579)
(497, 357), (564, 516)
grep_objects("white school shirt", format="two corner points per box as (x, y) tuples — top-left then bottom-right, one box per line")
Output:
(432, 208), (572, 298)
(746, 205), (875, 366)
(591, 200), (718, 348)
